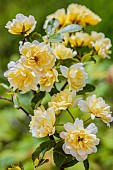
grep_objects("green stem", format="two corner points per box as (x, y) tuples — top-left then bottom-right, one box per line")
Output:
(67, 108), (75, 122)
(84, 117), (91, 123)
(55, 124), (64, 126)
(60, 81), (68, 91)
(0, 96), (12, 102)
(0, 95), (31, 117)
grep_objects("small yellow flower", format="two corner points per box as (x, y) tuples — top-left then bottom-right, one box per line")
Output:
(60, 118), (100, 161)
(67, 4), (101, 27)
(19, 40), (56, 74)
(90, 31), (112, 59)
(5, 13), (37, 36)
(52, 43), (77, 60)
(43, 8), (66, 29)
(78, 95), (113, 126)
(29, 106), (56, 138)
(60, 64), (88, 92)
(4, 59), (38, 93)
(7, 166), (22, 170)
(48, 89), (77, 115)
(69, 32), (91, 47)
(39, 68), (58, 92)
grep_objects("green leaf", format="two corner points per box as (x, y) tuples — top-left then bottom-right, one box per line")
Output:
(81, 51), (93, 62)
(62, 158), (78, 168)
(53, 150), (66, 167)
(32, 140), (56, 162)
(29, 32), (43, 42)
(58, 24), (82, 34)
(49, 87), (59, 96)
(48, 33), (64, 42)
(53, 132), (60, 138)
(13, 93), (20, 109)
(83, 159), (89, 170)
(53, 141), (66, 167)
(46, 18), (60, 36)
(60, 58), (75, 67)
(77, 84), (95, 95)
(31, 91), (46, 109)
(55, 76), (67, 91)
(0, 83), (9, 89)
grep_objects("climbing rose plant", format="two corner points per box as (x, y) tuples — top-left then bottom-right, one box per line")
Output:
(1, 3), (113, 170)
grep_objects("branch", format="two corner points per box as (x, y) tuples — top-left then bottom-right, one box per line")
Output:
(0, 95), (31, 117)
(67, 108), (75, 122)
(0, 96), (13, 102)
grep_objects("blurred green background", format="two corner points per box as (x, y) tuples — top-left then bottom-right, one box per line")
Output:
(0, 0), (113, 170)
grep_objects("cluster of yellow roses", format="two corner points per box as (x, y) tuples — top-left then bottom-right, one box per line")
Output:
(5, 4), (113, 163)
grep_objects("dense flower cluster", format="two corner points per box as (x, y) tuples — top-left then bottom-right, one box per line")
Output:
(44, 3), (101, 29)
(4, 3), (113, 169)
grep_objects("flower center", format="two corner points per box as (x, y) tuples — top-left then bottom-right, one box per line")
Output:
(78, 136), (84, 142)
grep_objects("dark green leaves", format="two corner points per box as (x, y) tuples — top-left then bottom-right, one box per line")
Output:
(29, 32), (43, 42)
(53, 141), (78, 168)
(83, 159), (89, 170)
(53, 141), (65, 167)
(58, 24), (82, 34)
(62, 158), (78, 168)
(32, 140), (55, 162)
(77, 84), (95, 95)
(31, 91), (46, 109)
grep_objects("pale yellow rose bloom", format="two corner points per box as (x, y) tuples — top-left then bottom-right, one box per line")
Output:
(90, 31), (112, 59)
(5, 13), (37, 36)
(48, 89), (78, 115)
(52, 43), (77, 59)
(29, 106), (56, 138)
(43, 8), (66, 29)
(39, 68), (58, 92)
(19, 40), (56, 74)
(4, 59), (39, 93)
(60, 63), (88, 92)
(69, 32), (91, 47)
(60, 118), (100, 161)
(78, 95), (113, 126)
(67, 4), (101, 27)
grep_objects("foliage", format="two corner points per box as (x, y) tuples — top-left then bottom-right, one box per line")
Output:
(0, 1), (113, 170)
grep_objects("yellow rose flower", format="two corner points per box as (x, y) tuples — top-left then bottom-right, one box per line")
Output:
(52, 43), (77, 59)
(19, 40), (56, 74)
(60, 64), (88, 92)
(67, 4), (101, 27)
(90, 31), (112, 59)
(48, 89), (77, 115)
(39, 68), (58, 92)
(60, 118), (100, 161)
(78, 95), (113, 126)
(43, 8), (66, 29)
(4, 59), (39, 93)
(69, 32), (91, 47)
(29, 106), (56, 138)
(5, 13), (37, 36)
